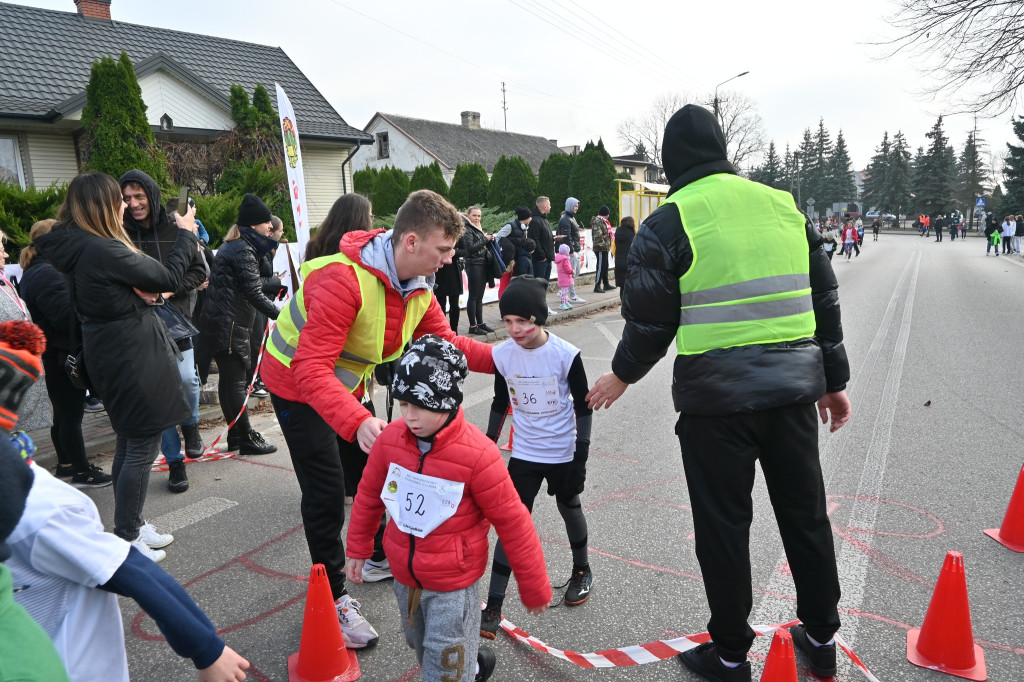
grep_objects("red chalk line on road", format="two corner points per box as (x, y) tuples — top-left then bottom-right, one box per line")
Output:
(497, 615), (881, 680)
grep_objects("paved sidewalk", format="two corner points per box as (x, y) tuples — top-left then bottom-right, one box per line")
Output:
(27, 274), (623, 471)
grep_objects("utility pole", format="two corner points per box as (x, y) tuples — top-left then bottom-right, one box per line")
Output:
(501, 82), (508, 131)
(970, 115), (978, 233)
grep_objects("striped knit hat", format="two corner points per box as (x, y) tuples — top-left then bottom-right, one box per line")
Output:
(0, 321), (45, 431)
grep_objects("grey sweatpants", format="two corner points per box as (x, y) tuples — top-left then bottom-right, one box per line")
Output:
(393, 580), (481, 682)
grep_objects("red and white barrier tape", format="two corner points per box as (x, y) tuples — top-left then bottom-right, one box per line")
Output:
(151, 322), (273, 472)
(498, 615), (879, 679)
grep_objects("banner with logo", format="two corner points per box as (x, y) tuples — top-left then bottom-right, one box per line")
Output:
(275, 83), (310, 262)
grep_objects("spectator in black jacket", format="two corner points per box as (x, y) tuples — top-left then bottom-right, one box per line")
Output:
(199, 194), (281, 456)
(121, 170), (208, 493)
(529, 197), (556, 282)
(462, 207), (494, 335)
(613, 216), (636, 291)
(586, 105), (850, 680)
(18, 220), (112, 488)
(36, 172), (200, 561)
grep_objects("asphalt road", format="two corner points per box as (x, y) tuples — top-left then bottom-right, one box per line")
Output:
(79, 232), (1024, 681)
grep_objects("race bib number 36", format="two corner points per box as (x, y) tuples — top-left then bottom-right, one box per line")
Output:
(507, 375), (560, 417)
(381, 463), (465, 538)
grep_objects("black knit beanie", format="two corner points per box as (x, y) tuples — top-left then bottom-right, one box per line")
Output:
(598, 205), (610, 216)
(515, 206), (532, 221)
(392, 335), (468, 413)
(237, 193), (272, 226)
(499, 275), (548, 325)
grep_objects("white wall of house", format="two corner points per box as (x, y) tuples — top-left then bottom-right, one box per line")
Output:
(303, 143), (357, 227)
(25, 133), (78, 187)
(351, 117), (444, 178)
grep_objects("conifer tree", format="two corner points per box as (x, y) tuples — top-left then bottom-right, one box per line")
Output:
(409, 161), (448, 198)
(448, 162), (489, 209)
(916, 116), (956, 215)
(750, 141), (784, 189)
(81, 52), (169, 185)
(888, 132), (914, 220)
(568, 139), (619, 224)
(810, 119), (833, 211)
(956, 131), (988, 228)
(487, 155), (538, 211)
(795, 128), (816, 207)
(1001, 116), (1024, 213)
(373, 166), (411, 216)
(352, 168), (378, 199)
(863, 132), (891, 212)
(538, 153), (574, 217)
(827, 130), (856, 204)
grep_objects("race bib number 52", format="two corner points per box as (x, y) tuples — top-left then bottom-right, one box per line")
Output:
(381, 463), (464, 538)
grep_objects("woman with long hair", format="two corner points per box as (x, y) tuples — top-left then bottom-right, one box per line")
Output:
(613, 215), (636, 292)
(19, 219), (111, 487)
(35, 173), (200, 562)
(461, 206), (493, 335)
(199, 194), (281, 455)
(305, 193), (373, 260)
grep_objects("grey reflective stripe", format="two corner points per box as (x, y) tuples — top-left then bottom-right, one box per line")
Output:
(339, 350), (374, 364)
(285, 298), (306, 333)
(269, 325), (295, 359)
(679, 274), (810, 307)
(334, 365), (362, 390)
(680, 294), (813, 325)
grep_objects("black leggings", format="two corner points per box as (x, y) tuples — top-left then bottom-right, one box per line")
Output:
(215, 351), (251, 436)
(466, 263), (487, 327)
(436, 292), (460, 332)
(42, 351), (90, 472)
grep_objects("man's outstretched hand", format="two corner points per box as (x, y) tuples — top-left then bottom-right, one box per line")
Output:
(586, 372), (628, 410)
(817, 390), (852, 433)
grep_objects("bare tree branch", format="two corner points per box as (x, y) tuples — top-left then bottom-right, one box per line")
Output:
(616, 92), (690, 168)
(881, 0), (1024, 116)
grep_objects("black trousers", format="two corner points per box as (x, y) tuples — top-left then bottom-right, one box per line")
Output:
(42, 351), (90, 472)
(676, 403), (841, 662)
(246, 312), (268, 387)
(436, 292), (460, 333)
(214, 352), (250, 437)
(594, 251), (611, 289)
(270, 393), (385, 600)
(465, 264), (487, 327)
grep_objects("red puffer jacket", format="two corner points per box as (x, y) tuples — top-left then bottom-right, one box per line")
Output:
(261, 229), (494, 441)
(346, 410), (552, 609)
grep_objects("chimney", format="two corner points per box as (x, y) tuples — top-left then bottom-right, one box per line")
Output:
(548, 139), (558, 146)
(75, 0), (111, 20)
(460, 111), (481, 130)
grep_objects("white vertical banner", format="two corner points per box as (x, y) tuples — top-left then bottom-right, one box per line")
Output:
(275, 83), (310, 261)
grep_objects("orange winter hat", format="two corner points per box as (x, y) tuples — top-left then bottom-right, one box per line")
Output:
(0, 320), (46, 431)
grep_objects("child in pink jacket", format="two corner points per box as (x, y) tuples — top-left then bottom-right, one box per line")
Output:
(555, 244), (574, 310)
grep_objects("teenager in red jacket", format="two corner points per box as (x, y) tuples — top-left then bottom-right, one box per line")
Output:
(345, 336), (550, 682)
(262, 190), (495, 648)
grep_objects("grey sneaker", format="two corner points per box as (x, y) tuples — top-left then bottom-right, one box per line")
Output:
(336, 594), (379, 649)
(361, 558), (393, 583)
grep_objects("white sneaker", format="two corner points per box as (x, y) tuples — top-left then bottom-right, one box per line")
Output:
(569, 296), (586, 304)
(336, 594), (379, 649)
(131, 536), (166, 563)
(547, 307), (557, 316)
(361, 558), (393, 583)
(139, 522), (174, 549)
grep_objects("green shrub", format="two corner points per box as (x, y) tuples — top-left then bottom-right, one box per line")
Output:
(569, 139), (619, 224)
(0, 182), (67, 254)
(373, 166), (410, 216)
(409, 161), (448, 198)
(192, 193), (242, 247)
(449, 162), (489, 210)
(80, 52), (169, 185)
(538, 153), (573, 217)
(480, 206), (515, 234)
(487, 155), (537, 211)
(353, 168), (378, 200)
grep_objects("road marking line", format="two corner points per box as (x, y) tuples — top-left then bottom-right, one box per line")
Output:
(149, 497), (239, 534)
(594, 322), (620, 351)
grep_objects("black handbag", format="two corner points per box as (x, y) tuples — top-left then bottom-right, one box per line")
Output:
(62, 274), (93, 392)
(154, 300), (200, 341)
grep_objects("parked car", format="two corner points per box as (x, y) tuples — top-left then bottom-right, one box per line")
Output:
(865, 210), (880, 219)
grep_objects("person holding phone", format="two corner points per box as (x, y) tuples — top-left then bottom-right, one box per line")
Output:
(121, 171), (208, 494)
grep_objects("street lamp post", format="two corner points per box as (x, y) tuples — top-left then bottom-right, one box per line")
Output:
(792, 151), (802, 208)
(713, 70), (750, 121)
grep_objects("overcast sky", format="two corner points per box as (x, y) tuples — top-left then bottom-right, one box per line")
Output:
(11, 0), (1020, 177)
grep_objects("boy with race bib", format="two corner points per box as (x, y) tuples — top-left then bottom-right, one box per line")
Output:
(344, 335), (550, 682)
(480, 275), (594, 639)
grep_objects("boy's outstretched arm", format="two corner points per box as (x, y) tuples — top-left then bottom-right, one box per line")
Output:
(485, 371), (511, 441)
(566, 353), (592, 495)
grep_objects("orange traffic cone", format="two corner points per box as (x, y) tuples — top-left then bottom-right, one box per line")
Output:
(500, 407), (514, 451)
(906, 552), (986, 681)
(288, 564), (360, 682)
(984, 462), (1024, 552)
(760, 629), (798, 682)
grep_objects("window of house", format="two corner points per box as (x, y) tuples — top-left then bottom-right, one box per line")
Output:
(377, 132), (390, 159)
(0, 135), (25, 188)
(624, 166), (634, 175)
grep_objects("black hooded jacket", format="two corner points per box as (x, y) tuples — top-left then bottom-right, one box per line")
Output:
(119, 170), (208, 322)
(613, 105), (849, 415)
(529, 206), (556, 262)
(199, 227), (280, 365)
(35, 222), (198, 437)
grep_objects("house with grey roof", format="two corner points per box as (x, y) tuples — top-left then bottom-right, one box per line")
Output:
(0, 0), (371, 224)
(352, 111), (566, 184)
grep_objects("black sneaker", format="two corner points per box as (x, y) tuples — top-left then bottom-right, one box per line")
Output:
(70, 464), (112, 488)
(55, 464), (75, 480)
(475, 646), (496, 682)
(678, 641), (751, 682)
(479, 323), (495, 333)
(480, 605), (502, 640)
(468, 325), (486, 336)
(181, 423), (205, 458)
(790, 624), (837, 678)
(167, 460), (189, 493)
(564, 565), (593, 606)
(84, 396), (104, 413)
(603, 284), (617, 290)
(239, 430), (277, 455)
(593, 287), (605, 293)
